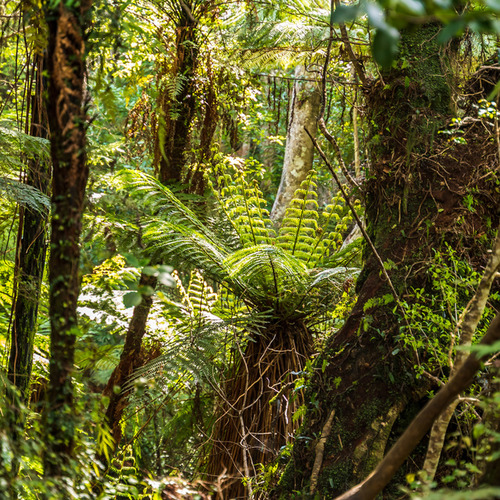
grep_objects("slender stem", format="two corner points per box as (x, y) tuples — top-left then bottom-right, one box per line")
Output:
(305, 127), (410, 330)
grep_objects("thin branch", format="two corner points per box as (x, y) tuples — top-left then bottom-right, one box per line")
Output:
(333, 0), (367, 86)
(305, 127), (410, 330)
(318, 0), (359, 190)
(310, 410), (336, 495)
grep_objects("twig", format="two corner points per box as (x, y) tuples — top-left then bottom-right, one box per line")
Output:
(318, 0), (359, 190)
(310, 410), (336, 495)
(333, 0), (367, 86)
(318, 118), (360, 189)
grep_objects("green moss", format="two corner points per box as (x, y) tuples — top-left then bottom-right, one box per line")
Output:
(319, 460), (352, 495)
(399, 24), (451, 116)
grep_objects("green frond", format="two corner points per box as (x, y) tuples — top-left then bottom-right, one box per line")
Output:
(208, 158), (275, 247)
(303, 191), (357, 268)
(142, 218), (229, 281)
(277, 171), (320, 261)
(185, 270), (218, 316)
(0, 123), (50, 173)
(0, 177), (50, 215)
(116, 169), (218, 244)
(223, 245), (309, 310)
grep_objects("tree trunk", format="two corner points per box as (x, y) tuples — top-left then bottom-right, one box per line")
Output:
(206, 322), (313, 499)
(103, 273), (157, 445)
(8, 53), (49, 404)
(270, 65), (321, 223)
(155, 1), (199, 188)
(277, 24), (499, 497)
(43, 0), (91, 478)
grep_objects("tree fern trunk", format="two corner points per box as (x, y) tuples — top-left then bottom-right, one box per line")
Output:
(206, 321), (313, 498)
(8, 52), (49, 404)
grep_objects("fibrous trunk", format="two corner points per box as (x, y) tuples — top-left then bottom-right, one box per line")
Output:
(8, 52), (49, 404)
(206, 321), (313, 498)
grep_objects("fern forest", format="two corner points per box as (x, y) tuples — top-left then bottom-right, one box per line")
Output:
(2, 1), (500, 499)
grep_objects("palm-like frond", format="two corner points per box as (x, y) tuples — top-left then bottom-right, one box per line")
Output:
(0, 177), (50, 215)
(143, 218), (230, 281)
(223, 244), (308, 310)
(0, 124), (50, 213)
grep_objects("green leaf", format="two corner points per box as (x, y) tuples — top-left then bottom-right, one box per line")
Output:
(366, 2), (385, 29)
(331, 4), (359, 24)
(142, 266), (157, 276)
(123, 291), (142, 308)
(486, 0), (500, 13)
(437, 18), (465, 43)
(372, 27), (400, 69)
(123, 253), (140, 268)
(397, 0), (425, 16)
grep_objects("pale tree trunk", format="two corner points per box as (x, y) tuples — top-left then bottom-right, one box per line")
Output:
(270, 65), (321, 223)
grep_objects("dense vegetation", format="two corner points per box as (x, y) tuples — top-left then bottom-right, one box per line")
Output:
(1, 0), (500, 499)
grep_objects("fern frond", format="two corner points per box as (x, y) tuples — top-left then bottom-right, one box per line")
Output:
(0, 176), (50, 214)
(209, 158), (275, 247)
(223, 245), (309, 310)
(277, 171), (320, 261)
(116, 169), (218, 244)
(142, 218), (230, 281)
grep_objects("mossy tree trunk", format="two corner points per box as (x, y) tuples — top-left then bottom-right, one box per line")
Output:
(8, 52), (49, 404)
(154, 0), (216, 194)
(278, 25), (499, 498)
(43, 0), (91, 478)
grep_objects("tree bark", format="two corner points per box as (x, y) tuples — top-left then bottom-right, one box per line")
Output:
(103, 273), (157, 445)
(43, 0), (91, 478)
(8, 52), (49, 404)
(270, 65), (321, 223)
(155, 1), (200, 189)
(277, 24), (499, 497)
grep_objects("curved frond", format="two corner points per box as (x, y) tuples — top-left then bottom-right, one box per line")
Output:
(209, 158), (275, 247)
(223, 245), (308, 309)
(0, 177), (50, 214)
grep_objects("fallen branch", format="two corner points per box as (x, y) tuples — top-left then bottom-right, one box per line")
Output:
(334, 312), (500, 500)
